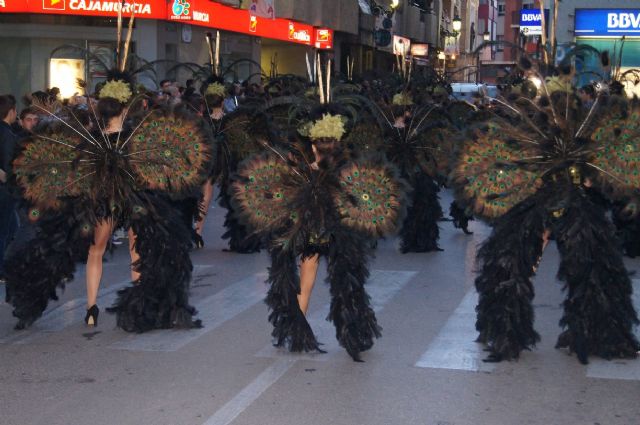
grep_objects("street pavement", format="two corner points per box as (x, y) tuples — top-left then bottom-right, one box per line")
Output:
(1, 190), (639, 425)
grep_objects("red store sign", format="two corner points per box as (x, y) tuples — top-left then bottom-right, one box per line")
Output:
(1, 0), (333, 48)
(0, 0), (166, 19)
(183, 0), (316, 46)
(314, 28), (333, 49)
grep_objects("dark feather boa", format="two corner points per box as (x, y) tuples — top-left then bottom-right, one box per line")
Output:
(553, 189), (640, 363)
(399, 172), (442, 253)
(326, 228), (380, 361)
(474, 194), (545, 361)
(265, 245), (321, 352)
(449, 200), (474, 235)
(5, 202), (92, 329)
(107, 194), (201, 331)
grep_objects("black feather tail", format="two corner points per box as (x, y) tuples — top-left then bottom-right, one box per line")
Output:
(449, 200), (474, 235)
(475, 196), (545, 361)
(400, 173), (443, 253)
(326, 231), (380, 362)
(554, 190), (640, 364)
(108, 196), (201, 331)
(266, 246), (322, 353)
(5, 204), (91, 329)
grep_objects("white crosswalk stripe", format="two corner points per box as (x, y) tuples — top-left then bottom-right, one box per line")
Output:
(414, 290), (495, 373)
(205, 270), (416, 425)
(0, 279), (130, 344)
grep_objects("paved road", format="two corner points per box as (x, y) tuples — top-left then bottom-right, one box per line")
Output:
(1, 191), (639, 425)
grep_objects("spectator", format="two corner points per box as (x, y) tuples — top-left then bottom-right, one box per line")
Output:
(16, 107), (39, 137)
(0, 94), (19, 282)
(223, 83), (242, 113)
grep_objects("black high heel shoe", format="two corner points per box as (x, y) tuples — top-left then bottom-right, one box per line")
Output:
(85, 305), (99, 327)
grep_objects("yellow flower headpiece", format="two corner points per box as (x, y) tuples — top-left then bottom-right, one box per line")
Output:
(309, 113), (346, 141)
(99, 80), (133, 104)
(392, 92), (413, 106)
(544, 76), (573, 94)
(205, 82), (226, 98)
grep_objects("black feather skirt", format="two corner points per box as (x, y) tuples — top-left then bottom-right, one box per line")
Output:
(553, 189), (640, 363)
(108, 194), (201, 331)
(474, 193), (546, 361)
(399, 172), (443, 253)
(5, 202), (92, 329)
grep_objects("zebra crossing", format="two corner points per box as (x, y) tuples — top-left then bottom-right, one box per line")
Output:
(204, 270), (417, 425)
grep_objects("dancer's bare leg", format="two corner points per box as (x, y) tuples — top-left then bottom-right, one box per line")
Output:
(542, 228), (552, 251)
(86, 220), (112, 308)
(298, 254), (320, 314)
(195, 180), (214, 236)
(128, 227), (141, 282)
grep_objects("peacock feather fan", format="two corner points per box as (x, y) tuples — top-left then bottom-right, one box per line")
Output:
(130, 112), (210, 193)
(591, 111), (640, 196)
(14, 133), (92, 210)
(335, 158), (406, 238)
(343, 122), (385, 157)
(230, 153), (297, 233)
(452, 121), (543, 220)
(221, 110), (271, 161)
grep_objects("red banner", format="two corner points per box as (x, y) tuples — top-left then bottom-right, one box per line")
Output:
(0, 0), (333, 48)
(184, 0), (314, 46)
(0, 0), (167, 19)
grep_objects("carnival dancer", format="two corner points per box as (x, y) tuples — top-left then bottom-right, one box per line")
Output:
(230, 82), (407, 360)
(5, 10), (211, 332)
(450, 48), (640, 363)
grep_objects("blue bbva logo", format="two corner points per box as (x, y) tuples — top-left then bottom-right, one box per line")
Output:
(172, 0), (190, 16)
(607, 12), (640, 29)
(522, 13), (542, 23)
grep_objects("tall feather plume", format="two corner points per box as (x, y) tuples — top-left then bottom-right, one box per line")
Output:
(120, 5), (136, 72)
(205, 32), (215, 75)
(116, 0), (123, 69)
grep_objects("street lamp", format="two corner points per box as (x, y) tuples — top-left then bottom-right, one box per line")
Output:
(477, 31), (491, 83)
(452, 15), (462, 34)
(438, 51), (446, 76)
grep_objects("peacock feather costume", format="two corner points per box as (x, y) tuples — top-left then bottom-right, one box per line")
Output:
(451, 53), (640, 363)
(4, 11), (211, 331)
(230, 107), (407, 361)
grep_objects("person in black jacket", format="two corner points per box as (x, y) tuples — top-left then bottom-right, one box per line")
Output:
(0, 94), (18, 281)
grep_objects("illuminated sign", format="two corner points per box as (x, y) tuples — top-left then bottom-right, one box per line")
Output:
(1, 0), (166, 18)
(0, 0), (322, 46)
(575, 9), (640, 36)
(393, 35), (410, 55)
(315, 28), (333, 49)
(169, 0), (191, 21)
(288, 22), (311, 42)
(520, 9), (549, 36)
(410, 43), (428, 56)
(68, 1), (153, 15)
